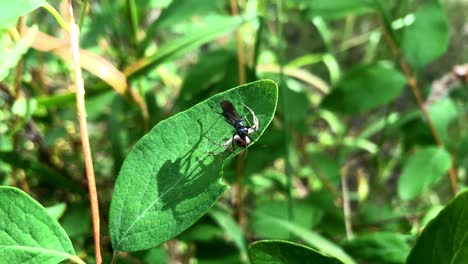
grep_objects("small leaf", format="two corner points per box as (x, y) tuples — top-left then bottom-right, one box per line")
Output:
(321, 64), (406, 114)
(110, 80), (278, 252)
(0, 187), (80, 264)
(249, 240), (343, 264)
(341, 232), (410, 264)
(429, 98), (458, 144)
(398, 146), (451, 200)
(407, 190), (468, 264)
(0, 26), (37, 82)
(45, 203), (67, 221)
(402, 3), (449, 70)
(0, 0), (46, 22)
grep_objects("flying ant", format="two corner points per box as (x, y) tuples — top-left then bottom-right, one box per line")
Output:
(210, 100), (259, 155)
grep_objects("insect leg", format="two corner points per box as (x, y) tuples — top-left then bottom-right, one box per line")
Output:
(241, 103), (259, 134)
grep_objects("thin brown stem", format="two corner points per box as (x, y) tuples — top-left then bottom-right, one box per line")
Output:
(378, 15), (457, 196)
(230, 0), (247, 227)
(67, 1), (102, 263)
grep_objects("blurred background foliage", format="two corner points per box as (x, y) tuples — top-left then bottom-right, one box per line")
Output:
(0, 0), (467, 263)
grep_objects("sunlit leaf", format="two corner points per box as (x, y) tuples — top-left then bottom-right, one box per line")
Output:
(109, 80), (278, 252)
(0, 187), (81, 264)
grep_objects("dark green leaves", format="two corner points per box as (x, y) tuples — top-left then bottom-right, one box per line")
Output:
(321, 64), (406, 114)
(109, 80), (278, 252)
(407, 190), (468, 264)
(402, 2), (449, 70)
(0, 187), (80, 264)
(342, 232), (410, 264)
(398, 146), (451, 200)
(249, 240), (343, 264)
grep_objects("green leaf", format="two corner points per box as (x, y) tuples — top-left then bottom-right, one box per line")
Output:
(251, 210), (356, 264)
(179, 49), (236, 101)
(209, 208), (248, 258)
(429, 98), (458, 144)
(0, 187), (81, 264)
(0, 26), (36, 82)
(110, 80), (278, 252)
(407, 190), (468, 264)
(0, 0), (46, 23)
(155, 0), (223, 29)
(126, 15), (252, 78)
(250, 199), (324, 239)
(302, 0), (375, 19)
(402, 3), (449, 70)
(249, 240), (343, 264)
(45, 203), (67, 221)
(341, 232), (410, 264)
(321, 64), (406, 114)
(398, 146), (451, 200)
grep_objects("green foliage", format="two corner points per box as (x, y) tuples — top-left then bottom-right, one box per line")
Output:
(402, 2), (449, 70)
(398, 146), (451, 200)
(109, 80), (278, 252)
(0, 26), (35, 82)
(0, 187), (81, 264)
(301, 0), (375, 19)
(407, 190), (468, 264)
(321, 64), (406, 114)
(341, 232), (410, 264)
(0, 0), (465, 263)
(248, 240), (343, 264)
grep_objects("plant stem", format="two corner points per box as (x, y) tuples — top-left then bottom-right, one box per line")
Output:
(377, 14), (458, 196)
(276, 0), (294, 222)
(230, 0), (248, 227)
(67, 1), (102, 263)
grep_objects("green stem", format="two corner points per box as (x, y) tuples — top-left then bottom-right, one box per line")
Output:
(127, 0), (140, 46)
(275, 0), (294, 223)
(78, 0), (89, 29)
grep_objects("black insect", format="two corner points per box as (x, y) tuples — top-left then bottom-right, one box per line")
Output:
(214, 100), (259, 153)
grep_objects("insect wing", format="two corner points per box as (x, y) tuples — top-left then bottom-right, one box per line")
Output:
(220, 100), (241, 125)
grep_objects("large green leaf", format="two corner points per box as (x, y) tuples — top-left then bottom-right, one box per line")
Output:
(402, 2), (449, 70)
(0, 187), (82, 264)
(0, 0), (46, 23)
(341, 232), (410, 264)
(321, 64), (406, 114)
(398, 146), (451, 200)
(109, 80), (278, 252)
(407, 190), (468, 264)
(249, 240), (343, 264)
